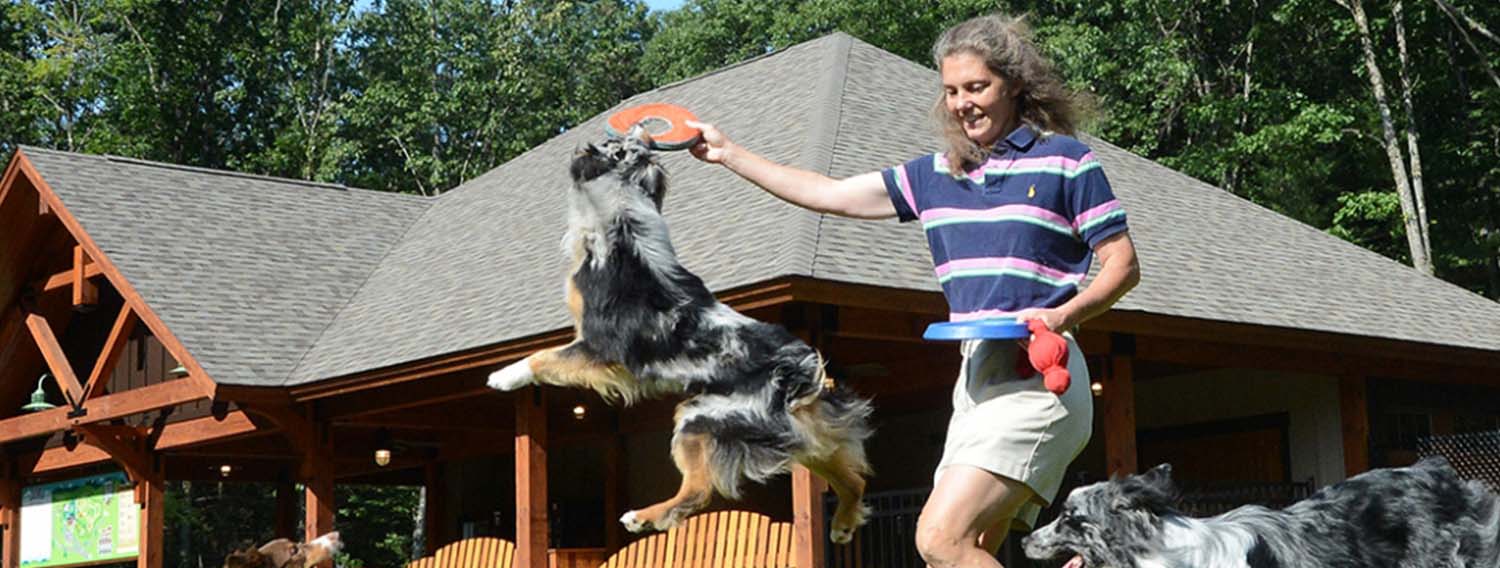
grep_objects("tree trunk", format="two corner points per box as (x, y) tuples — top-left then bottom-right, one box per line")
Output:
(1345, 0), (1434, 274)
(1393, 0), (1432, 257)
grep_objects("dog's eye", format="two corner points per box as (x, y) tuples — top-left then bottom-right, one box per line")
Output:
(1061, 512), (1089, 529)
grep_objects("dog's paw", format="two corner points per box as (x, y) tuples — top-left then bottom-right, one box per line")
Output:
(487, 359), (535, 391)
(829, 527), (855, 545)
(620, 510), (650, 533)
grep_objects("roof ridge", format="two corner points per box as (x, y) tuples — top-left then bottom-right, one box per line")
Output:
(283, 195), (438, 385)
(441, 33), (854, 200)
(802, 33), (854, 280)
(651, 32), (852, 95)
(22, 144), (431, 201)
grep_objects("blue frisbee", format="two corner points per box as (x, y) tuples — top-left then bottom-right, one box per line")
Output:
(923, 318), (1030, 341)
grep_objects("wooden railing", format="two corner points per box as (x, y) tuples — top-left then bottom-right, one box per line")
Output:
(601, 510), (793, 567)
(407, 537), (516, 568)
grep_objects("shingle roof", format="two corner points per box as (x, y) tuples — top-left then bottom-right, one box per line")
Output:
(23, 33), (1500, 388)
(20, 147), (432, 387)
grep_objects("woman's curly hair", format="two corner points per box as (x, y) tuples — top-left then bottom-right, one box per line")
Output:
(930, 14), (1092, 171)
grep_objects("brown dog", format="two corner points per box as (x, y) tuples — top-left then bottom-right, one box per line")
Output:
(223, 531), (342, 568)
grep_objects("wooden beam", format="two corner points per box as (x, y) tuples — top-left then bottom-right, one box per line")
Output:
(1339, 376), (1371, 477)
(72, 245), (97, 307)
(138, 478), (164, 568)
(1102, 352), (1139, 476)
(792, 465), (827, 568)
(0, 378), (207, 445)
(27, 410), (264, 475)
(515, 387), (548, 568)
(39, 261), (103, 293)
(83, 306), (136, 400)
(0, 476), (20, 568)
(24, 311), (85, 406)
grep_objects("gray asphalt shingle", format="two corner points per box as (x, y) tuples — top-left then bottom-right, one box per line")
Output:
(22, 33), (1500, 388)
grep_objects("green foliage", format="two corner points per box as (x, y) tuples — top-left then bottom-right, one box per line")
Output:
(335, 484), (421, 568)
(1330, 191), (1407, 261)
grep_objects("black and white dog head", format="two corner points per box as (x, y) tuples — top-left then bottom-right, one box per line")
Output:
(570, 125), (668, 211)
(1023, 464), (1180, 567)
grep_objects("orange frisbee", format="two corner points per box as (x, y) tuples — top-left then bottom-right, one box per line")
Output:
(606, 103), (702, 151)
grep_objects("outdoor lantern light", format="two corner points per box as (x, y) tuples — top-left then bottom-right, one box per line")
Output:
(1090, 381), (1104, 397)
(219, 464), (233, 477)
(572, 404), (587, 420)
(374, 428), (393, 467)
(169, 365), (189, 378)
(21, 375), (57, 413)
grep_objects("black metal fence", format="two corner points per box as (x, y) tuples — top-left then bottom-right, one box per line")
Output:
(825, 488), (927, 568)
(1418, 429), (1500, 491)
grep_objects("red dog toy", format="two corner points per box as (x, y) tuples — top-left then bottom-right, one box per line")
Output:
(606, 103), (702, 151)
(1015, 319), (1071, 395)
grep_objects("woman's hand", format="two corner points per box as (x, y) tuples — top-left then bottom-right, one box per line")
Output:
(1014, 307), (1073, 333)
(685, 120), (734, 164)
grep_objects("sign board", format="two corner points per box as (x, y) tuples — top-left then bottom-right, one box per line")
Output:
(19, 472), (138, 568)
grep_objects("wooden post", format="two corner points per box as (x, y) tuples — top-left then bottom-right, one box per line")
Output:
(137, 479), (164, 568)
(515, 387), (548, 568)
(603, 436), (623, 553)
(792, 465), (827, 568)
(1102, 337), (1139, 476)
(0, 477), (20, 568)
(274, 480), (299, 540)
(423, 462), (446, 554)
(1339, 375), (1371, 477)
(304, 423), (336, 567)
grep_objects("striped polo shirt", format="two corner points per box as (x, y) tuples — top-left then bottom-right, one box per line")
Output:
(882, 125), (1128, 322)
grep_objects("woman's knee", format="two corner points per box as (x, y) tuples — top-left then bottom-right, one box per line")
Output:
(915, 512), (981, 565)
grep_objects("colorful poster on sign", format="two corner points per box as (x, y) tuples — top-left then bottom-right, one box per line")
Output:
(19, 472), (138, 568)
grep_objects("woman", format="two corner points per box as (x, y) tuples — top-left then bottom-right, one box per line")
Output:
(687, 14), (1139, 568)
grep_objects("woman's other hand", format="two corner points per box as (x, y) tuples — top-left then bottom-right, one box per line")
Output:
(685, 120), (733, 164)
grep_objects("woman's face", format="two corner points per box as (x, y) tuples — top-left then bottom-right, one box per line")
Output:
(941, 51), (1020, 148)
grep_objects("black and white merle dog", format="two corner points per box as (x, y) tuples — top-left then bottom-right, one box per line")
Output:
(1024, 458), (1500, 567)
(488, 127), (873, 542)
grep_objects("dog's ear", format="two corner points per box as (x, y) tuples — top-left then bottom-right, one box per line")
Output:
(1142, 463), (1173, 485)
(256, 539), (299, 568)
(634, 161), (667, 209)
(1110, 463), (1178, 513)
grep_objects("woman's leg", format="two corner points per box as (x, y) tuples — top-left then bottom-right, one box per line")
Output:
(916, 465), (1036, 568)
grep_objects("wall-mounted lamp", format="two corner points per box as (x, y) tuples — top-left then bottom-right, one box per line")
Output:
(572, 404), (587, 420)
(1090, 381), (1104, 397)
(374, 428), (393, 467)
(22, 375), (57, 413)
(219, 464), (233, 478)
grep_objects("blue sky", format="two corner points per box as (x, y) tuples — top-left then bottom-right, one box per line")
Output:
(644, 0), (685, 12)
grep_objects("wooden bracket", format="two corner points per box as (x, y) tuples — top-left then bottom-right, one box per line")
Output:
(71, 245), (97, 307)
(244, 404), (332, 479)
(76, 423), (162, 503)
(23, 312), (87, 412)
(82, 306), (136, 401)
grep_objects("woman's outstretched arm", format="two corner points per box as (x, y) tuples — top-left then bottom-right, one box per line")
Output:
(687, 120), (897, 219)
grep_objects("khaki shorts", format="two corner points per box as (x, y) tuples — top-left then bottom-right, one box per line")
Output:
(933, 333), (1093, 530)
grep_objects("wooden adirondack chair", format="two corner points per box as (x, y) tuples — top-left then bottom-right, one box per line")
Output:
(406, 536), (517, 568)
(600, 510), (795, 568)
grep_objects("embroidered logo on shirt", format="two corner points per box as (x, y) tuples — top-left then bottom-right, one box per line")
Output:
(1027, 184), (1036, 199)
